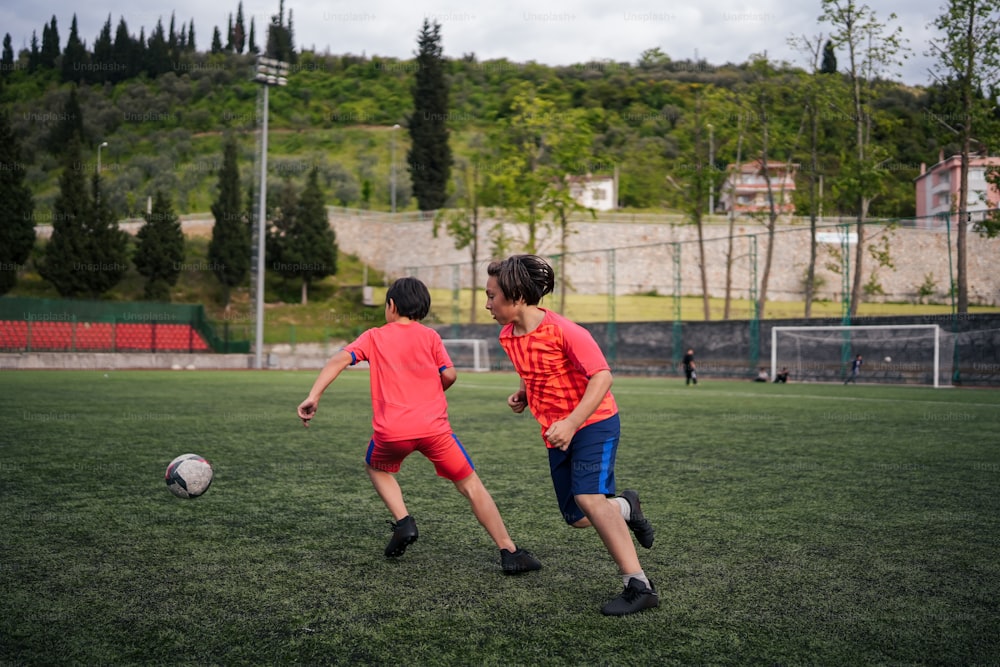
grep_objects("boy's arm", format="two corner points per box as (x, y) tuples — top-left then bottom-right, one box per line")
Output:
(441, 366), (457, 391)
(544, 369), (613, 450)
(508, 378), (528, 413)
(297, 349), (354, 427)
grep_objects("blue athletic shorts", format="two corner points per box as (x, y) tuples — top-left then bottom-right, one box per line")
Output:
(547, 414), (621, 525)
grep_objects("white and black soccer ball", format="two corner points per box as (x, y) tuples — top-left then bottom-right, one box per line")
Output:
(165, 453), (214, 499)
(884, 356), (892, 363)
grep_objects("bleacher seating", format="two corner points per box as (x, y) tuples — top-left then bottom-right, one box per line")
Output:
(0, 320), (211, 353)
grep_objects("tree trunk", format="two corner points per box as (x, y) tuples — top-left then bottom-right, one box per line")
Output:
(301, 279), (308, 305)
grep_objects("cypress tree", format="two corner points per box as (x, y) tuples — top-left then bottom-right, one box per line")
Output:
(234, 2), (247, 54)
(28, 31), (40, 72)
(80, 174), (128, 297)
(408, 19), (451, 211)
(39, 135), (91, 297)
(0, 109), (36, 295)
(211, 27), (223, 54)
(209, 138), (250, 309)
(92, 16), (114, 84)
(61, 15), (89, 84)
(47, 87), (85, 156)
(40, 17), (59, 69)
(134, 190), (185, 301)
(145, 19), (170, 77)
(2, 34), (14, 76)
(274, 168), (337, 304)
(821, 39), (837, 74)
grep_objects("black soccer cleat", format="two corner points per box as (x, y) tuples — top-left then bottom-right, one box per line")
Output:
(600, 577), (660, 616)
(384, 515), (418, 558)
(500, 547), (542, 575)
(620, 489), (654, 549)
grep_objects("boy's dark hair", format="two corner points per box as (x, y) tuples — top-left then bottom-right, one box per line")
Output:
(386, 277), (431, 320)
(486, 255), (555, 306)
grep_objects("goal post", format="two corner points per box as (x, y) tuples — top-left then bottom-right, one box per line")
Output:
(771, 324), (951, 387)
(442, 338), (491, 372)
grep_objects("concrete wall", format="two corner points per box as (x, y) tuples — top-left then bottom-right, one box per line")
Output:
(329, 211), (1000, 305)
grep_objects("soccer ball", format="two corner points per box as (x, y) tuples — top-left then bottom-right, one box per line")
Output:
(165, 453), (214, 498)
(884, 356), (892, 363)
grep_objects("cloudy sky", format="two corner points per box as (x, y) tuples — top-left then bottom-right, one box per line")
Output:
(3, 0), (946, 86)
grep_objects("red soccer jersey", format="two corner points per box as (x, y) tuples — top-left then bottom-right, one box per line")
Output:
(499, 308), (618, 447)
(344, 321), (453, 441)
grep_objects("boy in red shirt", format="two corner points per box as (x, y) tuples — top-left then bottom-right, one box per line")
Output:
(297, 277), (540, 574)
(486, 254), (658, 615)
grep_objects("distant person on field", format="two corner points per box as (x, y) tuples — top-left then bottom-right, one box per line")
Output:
(774, 367), (790, 383)
(296, 276), (541, 575)
(844, 354), (863, 385)
(682, 348), (697, 385)
(755, 367), (769, 382)
(485, 254), (658, 616)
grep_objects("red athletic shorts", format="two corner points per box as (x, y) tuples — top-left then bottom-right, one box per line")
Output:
(365, 431), (475, 481)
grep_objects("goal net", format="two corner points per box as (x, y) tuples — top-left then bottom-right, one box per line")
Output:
(442, 338), (491, 372)
(771, 324), (954, 387)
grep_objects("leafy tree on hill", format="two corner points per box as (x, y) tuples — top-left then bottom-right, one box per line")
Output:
(209, 137), (250, 309)
(271, 167), (337, 304)
(408, 19), (451, 211)
(0, 109), (36, 296)
(929, 0), (1000, 313)
(820, 0), (909, 318)
(134, 190), (185, 301)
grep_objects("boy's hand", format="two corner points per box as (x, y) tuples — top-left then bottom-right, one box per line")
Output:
(297, 398), (318, 427)
(507, 390), (527, 413)
(544, 420), (575, 451)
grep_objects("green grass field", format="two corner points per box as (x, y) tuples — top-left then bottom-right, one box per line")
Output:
(2, 370), (999, 665)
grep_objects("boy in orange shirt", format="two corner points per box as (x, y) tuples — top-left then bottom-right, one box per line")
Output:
(486, 254), (658, 615)
(297, 276), (540, 574)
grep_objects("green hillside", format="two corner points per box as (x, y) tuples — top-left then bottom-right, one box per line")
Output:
(3, 48), (955, 223)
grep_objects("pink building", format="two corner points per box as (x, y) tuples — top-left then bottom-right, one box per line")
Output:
(914, 152), (1000, 218)
(718, 160), (798, 216)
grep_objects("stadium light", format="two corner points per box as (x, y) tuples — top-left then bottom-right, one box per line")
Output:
(253, 56), (289, 370)
(391, 124), (400, 213)
(97, 141), (108, 174)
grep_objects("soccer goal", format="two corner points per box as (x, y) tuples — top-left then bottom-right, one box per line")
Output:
(442, 338), (492, 372)
(771, 324), (953, 387)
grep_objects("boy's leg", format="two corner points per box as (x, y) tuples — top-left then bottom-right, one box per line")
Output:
(453, 471), (516, 552)
(366, 463), (408, 520)
(574, 493), (642, 575)
(423, 434), (540, 573)
(365, 439), (419, 558)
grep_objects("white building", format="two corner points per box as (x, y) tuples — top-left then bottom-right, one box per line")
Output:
(566, 175), (617, 211)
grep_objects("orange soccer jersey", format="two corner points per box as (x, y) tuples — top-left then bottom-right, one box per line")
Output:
(499, 309), (618, 446)
(344, 321), (453, 442)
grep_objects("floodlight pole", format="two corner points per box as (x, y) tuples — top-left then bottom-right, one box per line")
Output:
(707, 124), (714, 215)
(253, 57), (289, 370)
(391, 124), (400, 213)
(97, 141), (108, 174)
